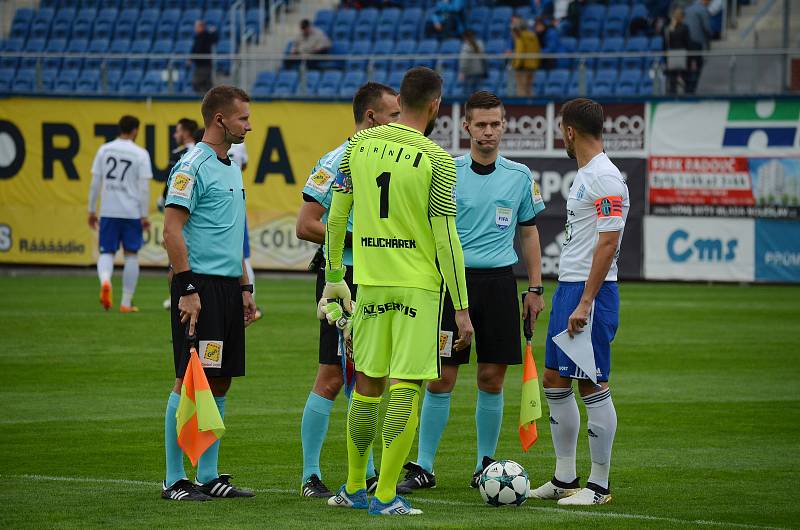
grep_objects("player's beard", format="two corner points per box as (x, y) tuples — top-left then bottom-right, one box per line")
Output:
(225, 131), (245, 144)
(565, 139), (576, 160)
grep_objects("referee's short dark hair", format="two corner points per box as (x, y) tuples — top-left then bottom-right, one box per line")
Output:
(560, 98), (604, 139)
(400, 67), (442, 111)
(353, 82), (398, 123)
(464, 91), (505, 122)
(119, 115), (139, 134)
(201, 85), (251, 126)
(177, 118), (198, 136)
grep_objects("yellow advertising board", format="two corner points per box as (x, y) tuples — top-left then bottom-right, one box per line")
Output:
(0, 97), (352, 269)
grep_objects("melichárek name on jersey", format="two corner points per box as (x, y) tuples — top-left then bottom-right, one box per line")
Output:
(360, 237), (417, 249)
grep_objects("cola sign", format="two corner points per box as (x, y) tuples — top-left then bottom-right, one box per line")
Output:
(553, 103), (646, 152)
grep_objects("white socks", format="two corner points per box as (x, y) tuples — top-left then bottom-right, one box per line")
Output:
(583, 388), (617, 489)
(121, 254), (139, 307)
(544, 387), (579, 483)
(97, 253), (114, 284)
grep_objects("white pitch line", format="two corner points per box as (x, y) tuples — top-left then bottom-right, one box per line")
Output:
(4, 474), (788, 530)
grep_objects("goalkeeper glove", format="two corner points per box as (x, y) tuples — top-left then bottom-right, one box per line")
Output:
(318, 266), (352, 317)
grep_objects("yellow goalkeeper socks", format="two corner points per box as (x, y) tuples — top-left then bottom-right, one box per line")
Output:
(345, 391), (381, 495)
(375, 382), (421, 503)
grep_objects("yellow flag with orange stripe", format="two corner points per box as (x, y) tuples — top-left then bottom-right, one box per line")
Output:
(519, 292), (542, 452)
(176, 345), (225, 466)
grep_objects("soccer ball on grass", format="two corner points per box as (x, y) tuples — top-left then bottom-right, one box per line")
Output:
(478, 459), (529, 507)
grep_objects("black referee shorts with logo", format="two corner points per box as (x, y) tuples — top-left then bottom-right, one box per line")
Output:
(171, 274), (245, 378)
(315, 266), (357, 365)
(440, 266), (522, 366)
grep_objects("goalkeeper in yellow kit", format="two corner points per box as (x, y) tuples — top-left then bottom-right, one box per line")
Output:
(320, 67), (474, 516)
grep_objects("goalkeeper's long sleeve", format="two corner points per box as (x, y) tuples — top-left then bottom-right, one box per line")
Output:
(431, 215), (469, 311)
(324, 190), (353, 279)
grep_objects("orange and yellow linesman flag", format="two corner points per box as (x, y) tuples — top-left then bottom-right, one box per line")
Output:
(176, 344), (225, 466)
(519, 292), (542, 452)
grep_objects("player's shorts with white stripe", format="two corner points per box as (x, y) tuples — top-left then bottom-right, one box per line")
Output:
(544, 281), (619, 382)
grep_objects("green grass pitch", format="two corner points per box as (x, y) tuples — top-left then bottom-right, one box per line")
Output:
(1, 272), (798, 529)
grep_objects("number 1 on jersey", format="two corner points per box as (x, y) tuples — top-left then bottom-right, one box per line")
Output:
(376, 171), (391, 218)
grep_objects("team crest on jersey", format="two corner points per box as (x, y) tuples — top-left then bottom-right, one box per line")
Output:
(332, 171), (353, 194)
(532, 180), (543, 202)
(199, 340), (223, 369)
(169, 172), (194, 199)
(576, 184), (586, 200)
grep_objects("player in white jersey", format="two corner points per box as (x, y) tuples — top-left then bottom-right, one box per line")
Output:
(87, 115), (153, 312)
(530, 98), (629, 506)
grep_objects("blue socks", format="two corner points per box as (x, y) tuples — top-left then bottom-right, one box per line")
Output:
(301, 392), (334, 482)
(196, 396), (226, 484)
(302, 391), (377, 482)
(164, 392), (186, 487)
(475, 389), (503, 472)
(416, 390), (452, 473)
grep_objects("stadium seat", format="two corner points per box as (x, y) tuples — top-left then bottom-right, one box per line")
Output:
(299, 70), (321, 96)
(580, 4), (605, 26)
(12, 69), (36, 93)
(397, 8), (423, 40)
(313, 9), (334, 35)
(204, 8), (224, 26)
(205, 0), (227, 10)
(356, 7), (378, 25)
(598, 37), (624, 71)
(333, 9), (357, 39)
(370, 68), (389, 85)
(315, 70), (343, 97)
(252, 70), (275, 97)
(10, 20), (30, 41)
(415, 39), (439, 69)
(515, 6), (533, 21)
(72, 20), (92, 40)
(386, 70), (404, 91)
(638, 75), (654, 95)
(149, 39), (174, 70)
(245, 10), (263, 40)
(173, 39), (192, 54)
(485, 38), (508, 71)
(38, 67), (59, 91)
(391, 39), (418, 71)
(438, 38), (461, 71)
(567, 69), (594, 97)
(623, 36), (648, 70)
(490, 6), (513, 24)
(533, 69), (547, 95)
(616, 68), (642, 95)
(215, 40), (233, 75)
(51, 22), (72, 40)
(339, 70), (367, 97)
(352, 19), (375, 42)
(54, 7), (76, 24)
(647, 35), (664, 68)
(4, 38), (25, 53)
(140, 69), (168, 94)
(579, 18), (601, 38)
(558, 36), (577, 69)
(370, 39), (394, 71)
(577, 37), (600, 68)
(606, 5), (630, 28)
(88, 37), (109, 54)
(161, 8), (181, 25)
(604, 18), (625, 38)
(141, 0), (164, 8)
(0, 56), (19, 70)
(487, 20), (508, 41)
(117, 69), (143, 93)
(272, 69), (299, 96)
(375, 8), (399, 40)
(54, 68), (80, 92)
(345, 40), (371, 70)
(0, 68), (16, 91)
(630, 3), (649, 22)
(591, 68), (617, 97)
(25, 38), (47, 53)
(466, 6), (490, 28)
(12, 8), (35, 25)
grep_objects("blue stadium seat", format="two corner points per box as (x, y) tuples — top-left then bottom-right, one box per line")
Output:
(370, 68), (389, 85)
(173, 39), (192, 54)
(204, 8), (224, 25)
(106, 38), (131, 70)
(4, 38), (25, 52)
(466, 6), (490, 28)
(386, 70), (404, 91)
(46, 37), (67, 53)
(630, 3), (649, 21)
(485, 38), (508, 71)
(345, 40), (371, 70)
(50, 22), (71, 40)
(370, 39), (394, 71)
(97, 7), (118, 22)
(567, 69), (593, 97)
(54, 68), (80, 92)
(182, 7), (202, 23)
(13, 8), (35, 25)
(136, 22), (155, 41)
(0, 56), (19, 70)
(299, 70), (321, 95)
(397, 7), (423, 40)
(251, 71), (275, 97)
(591, 68), (617, 97)
(149, 39), (174, 70)
(88, 37), (109, 54)
(245, 10), (262, 40)
(76, 7), (97, 21)
(54, 7), (76, 23)
(72, 19), (93, 40)
(579, 18), (601, 38)
(13, 69), (36, 93)
(544, 77), (567, 98)
(356, 7), (378, 25)
(272, 69), (299, 96)
(437, 38), (461, 71)
(39, 68), (59, 91)
(216, 39), (233, 75)
(638, 76), (653, 95)
(333, 9), (357, 29)
(161, 8), (181, 25)
(623, 36), (648, 70)
(415, 39), (439, 69)
(391, 39), (418, 71)
(376, 7), (399, 26)
(67, 38), (89, 53)
(339, 70), (367, 97)
(10, 20), (30, 41)
(557, 36), (577, 69)
(163, 0), (184, 8)
(117, 68), (143, 93)
(647, 35), (664, 68)
(141, 0), (163, 8)
(0, 67), (17, 90)
(533, 69), (547, 95)
(374, 14), (396, 40)
(332, 15), (355, 42)
(156, 20), (176, 40)
(205, 0), (227, 10)
(616, 68), (641, 95)
(488, 20), (508, 41)
(598, 37), (624, 71)
(118, 8), (139, 31)
(577, 37), (600, 68)
(604, 18), (625, 38)
(26, 38), (47, 52)
(313, 9), (334, 35)
(141, 70), (168, 94)
(315, 70), (342, 97)
(606, 5), (629, 28)
(127, 39), (152, 70)
(490, 6), (513, 24)
(515, 6), (533, 20)
(580, 4), (606, 25)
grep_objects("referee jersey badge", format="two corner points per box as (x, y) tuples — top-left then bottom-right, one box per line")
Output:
(199, 340), (223, 369)
(496, 206), (513, 230)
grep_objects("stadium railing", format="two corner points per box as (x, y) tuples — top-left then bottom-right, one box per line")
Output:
(0, 48), (797, 99)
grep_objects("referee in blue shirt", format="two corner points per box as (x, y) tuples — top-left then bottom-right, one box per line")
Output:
(161, 86), (257, 501)
(399, 91), (546, 491)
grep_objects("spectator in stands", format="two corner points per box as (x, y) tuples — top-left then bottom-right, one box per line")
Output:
(191, 20), (218, 95)
(534, 17), (557, 70)
(684, 0), (712, 94)
(564, 0), (584, 37)
(664, 6), (690, 94)
(510, 15), (541, 97)
(426, 0), (465, 40)
(459, 30), (487, 96)
(289, 19), (332, 70)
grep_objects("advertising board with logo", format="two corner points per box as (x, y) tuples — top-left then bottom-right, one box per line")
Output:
(554, 103), (646, 153)
(755, 219), (800, 282)
(650, 100), (800, 156)
(644, 216), (755, 281)
(649, 156), (800, 218)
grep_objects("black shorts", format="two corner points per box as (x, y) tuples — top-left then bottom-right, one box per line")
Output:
(440, 266), (522, 366)
(171, 274), (245, 378)
(315, 266), (357, 365)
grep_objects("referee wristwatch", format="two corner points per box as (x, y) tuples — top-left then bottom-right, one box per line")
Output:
(528, 286), (544, 295)
(241, 284), (254, 293)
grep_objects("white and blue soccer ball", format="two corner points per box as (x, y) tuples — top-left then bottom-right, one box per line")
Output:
(478, 460), (529, 507)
